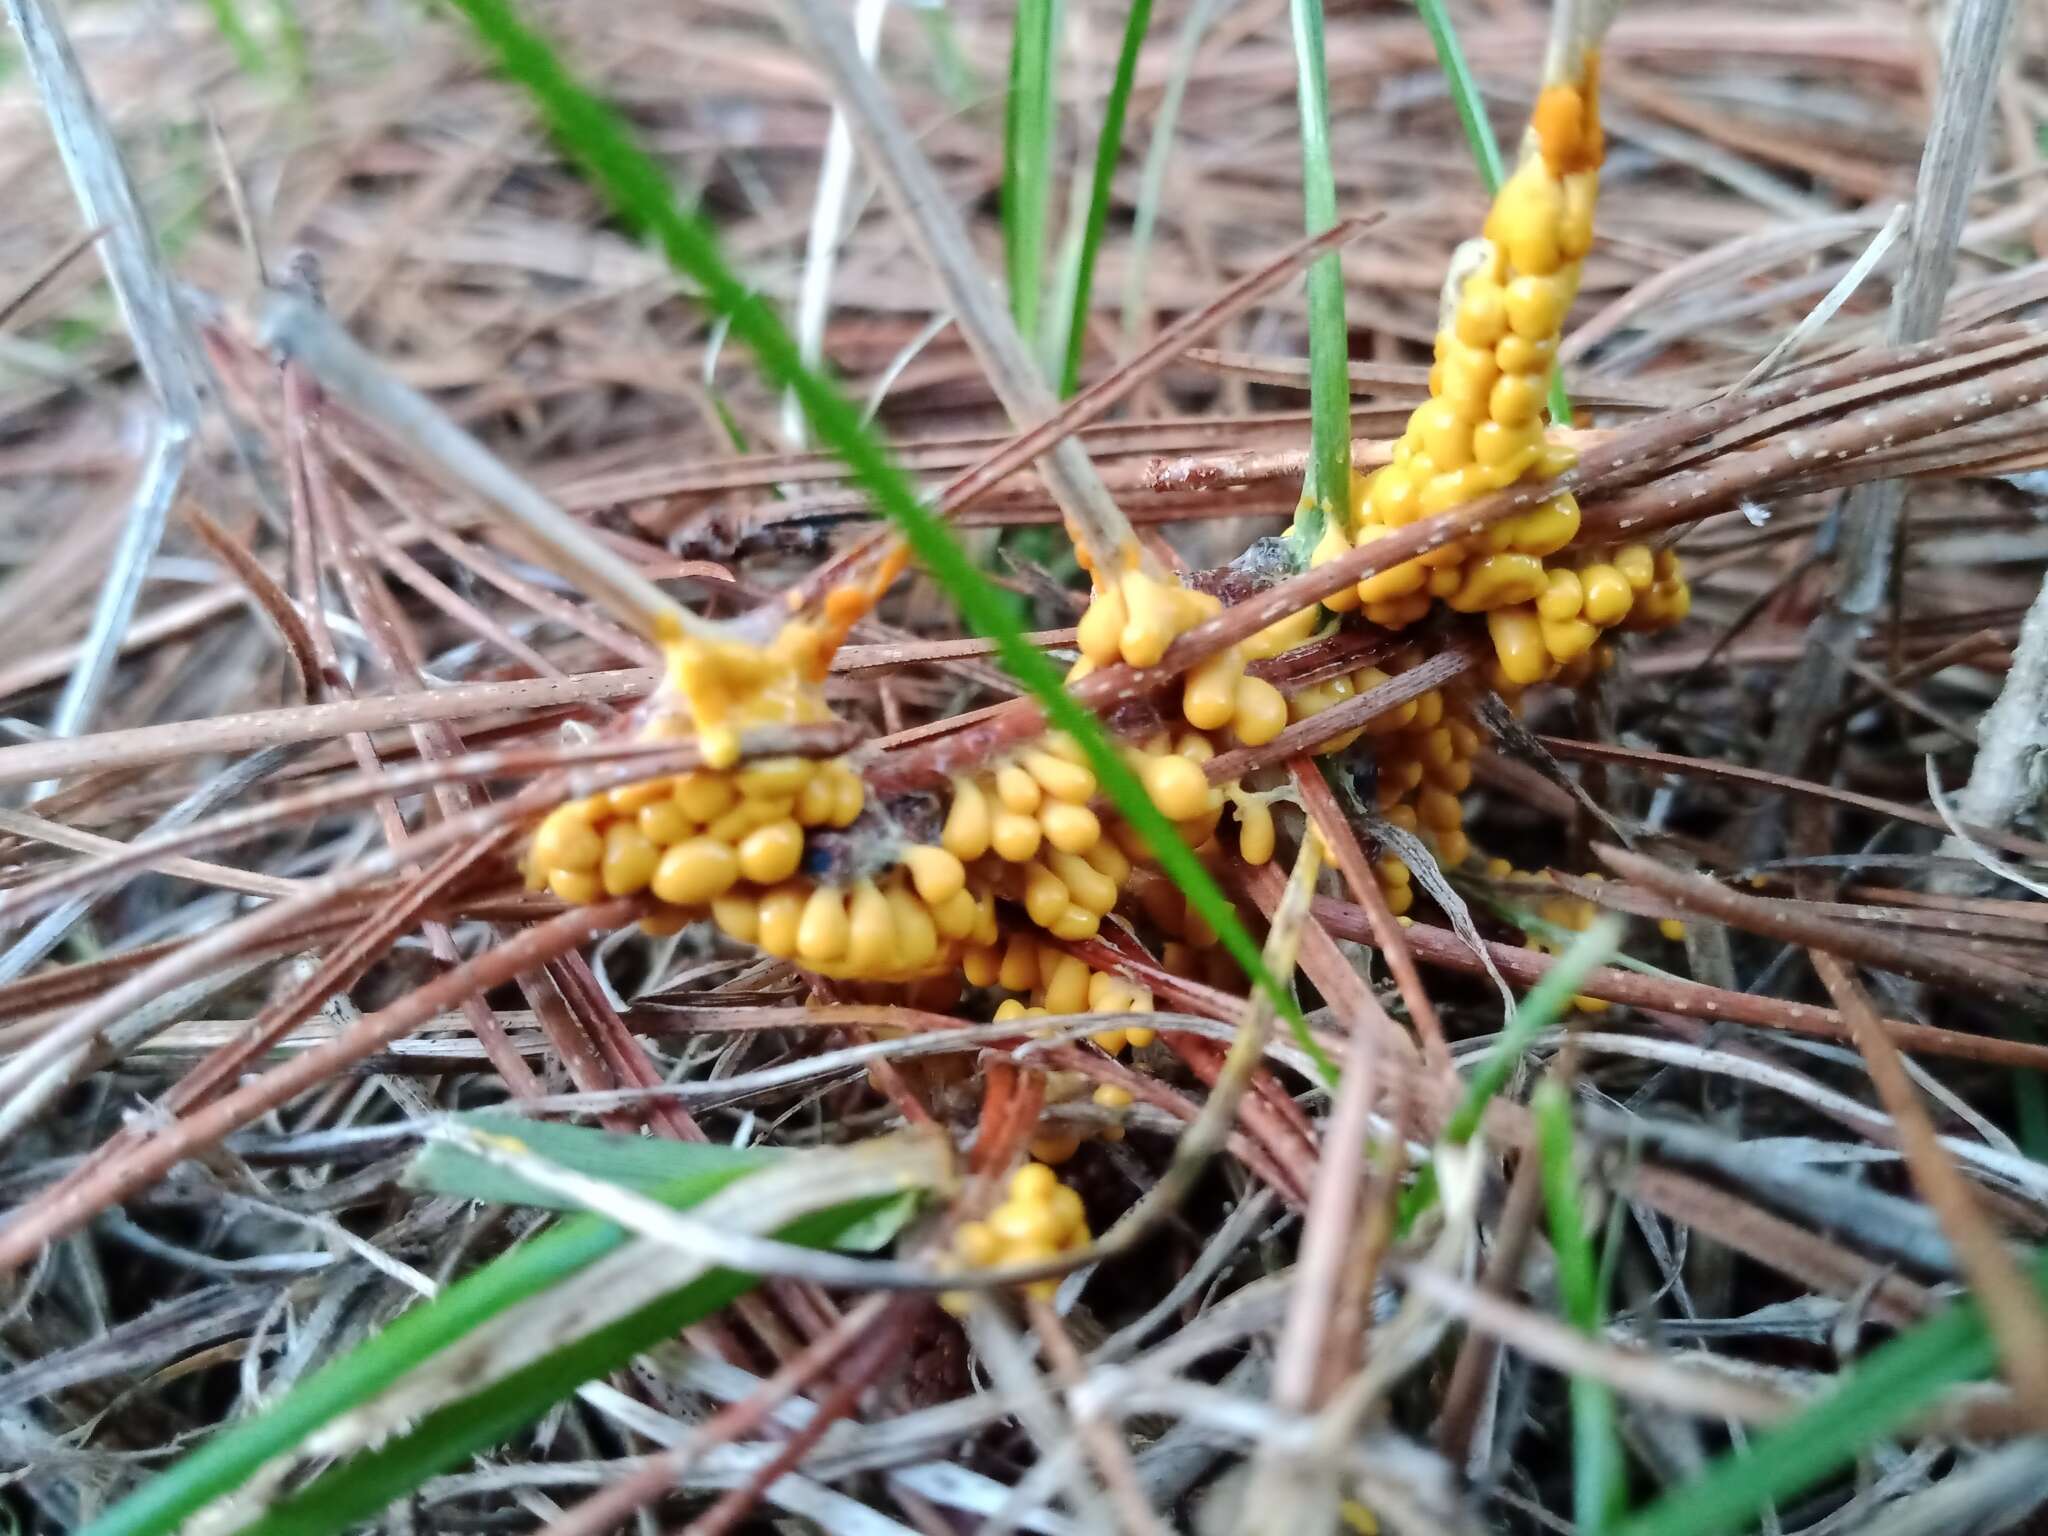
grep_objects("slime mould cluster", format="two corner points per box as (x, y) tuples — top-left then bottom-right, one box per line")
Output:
(523, 59), (1691, 1275)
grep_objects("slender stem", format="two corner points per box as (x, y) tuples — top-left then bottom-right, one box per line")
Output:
(1415, 0), (1504, 194)
(1002, 0), (1057, 344)
(1288, 0), (1350, 538)
(1059, 0), (1153, 398)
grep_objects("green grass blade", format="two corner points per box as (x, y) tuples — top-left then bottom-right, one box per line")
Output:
(915, 4), (980, 109)
(79, 1145), (771, 1536)
(202, 0), (267, 75)
(1412, 0), (1572, 424)
(1615, 1250), (2048, 1536)
(406, 1112), (772, 1209)
(1415, 0), (1503, 193)
(1536, 1078), (1624, 1536)
(440, 0), (1313, 1058)
(1057, 0), (1153, 398)
(1400, 917), (1619, 1228)
(1445, 917), (1618, 1146)
(1287, 0), (1349, 541)
(1002, 0), (1060, 346)
(232, 1199), (892, 1536)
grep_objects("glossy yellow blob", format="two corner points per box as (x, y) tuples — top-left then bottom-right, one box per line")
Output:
(652, 836), (740, 906)
(1040, 800), (1102, 854)
(1579, 564), (1634, 625)
(737, 756), (812, 800)
(943, 1159), (1091, 1305)
(1504, 274), (1568, 340)
(704, 797), (787, 844)
(942, 777), (992, 861)
(601, 823), (661, 897)
(796, 772), (841, 827)
(1048, 849), (1120, 914)
(1143, 753), (1213, 821)
(931, 887), (981, 940)
(639, 797), (695, 846)
(1448, 553), (1548, 613)
(1041, 953), (1091, 1014)
(1233, 675), (1289, 745)
(607, 779), (673, 816)
(1487, 605), (1551, 687)
(995, 763), (1042, 815)
(1076, 580), (1128, 665)
(1362, 466), (1409, 527)
(533, 807), (603, 873)
(1615, 544), (1656, 591)
(547, 868), (602, 905)
(1237, 795), (1276, 865)
(1472, 417), (1540, 474)
(673, 771), (736, 824)
(1022, 749), (1094, 805)
(827, 765), (865, 827)
(1416, 399), (1474, 470)
(1244, 602), (1320, 660)
(1507, 494), (1581, 556)
(1022, 862), (1070, 928)
(1488, 157), (1566, 276)
(712, 893), (759, 943)
(1183, 653), (1242, 731)
(736, 820), (805, 885)
(903, 845), (966, 905)
(963, 942), (1001, 987)
(1538, 567), (1584, 621)
(1496, 332), (1555, 377)
(1489, 372), (1543, 427)
(887, 883), (940, 968)
(1541, 614), (1600, 664)
(796, 885), (850, 963)
(755, 886), (805, 957)
(991, 807), (1044, 863)
(1118, 570), (1184, 668)
(1357, 548), (1431, 604)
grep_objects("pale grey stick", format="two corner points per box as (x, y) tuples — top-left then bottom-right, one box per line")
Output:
(5, 0), (204, 755)
(259, 292), (700, 643)
(776, 0), (1157, 577)
(1762, 0), (2018, 788)
(786, 0), (890, 448)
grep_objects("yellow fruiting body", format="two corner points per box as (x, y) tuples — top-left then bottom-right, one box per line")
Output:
(1291, 57), (1688, 693)
(944, 1161), (1092, 1311)
(524, 49), (1694, 1041)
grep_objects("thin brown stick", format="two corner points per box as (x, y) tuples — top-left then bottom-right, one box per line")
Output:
(0, 897), (644, 1277)
(177, 501), (319, 700)
(1290, 753), (1453, 1077)
(1594, 843), (2048, 1006)
(538, 1295), (898, 1536)
(1308, 892), (2048, 1071)
(1807, 948), (2048, 1429)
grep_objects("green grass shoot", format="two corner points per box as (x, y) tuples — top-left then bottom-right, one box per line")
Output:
(1536, 1077), (1625, 1535)
(1058, 0), (1153, 398)
(1287, 0), (1349, 544)
(79, 1140), (810, 1536)
(1002, 0), (1059, 346)
(1400, 916), (1620, 1229)
(202, 0), (267, 75)
(1616, 1246), (2048, 1536)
